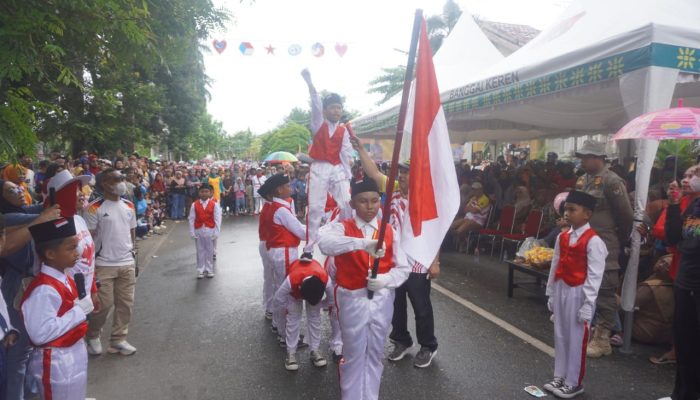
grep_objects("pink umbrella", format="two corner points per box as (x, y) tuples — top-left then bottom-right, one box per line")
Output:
(612, 99), (700, 176)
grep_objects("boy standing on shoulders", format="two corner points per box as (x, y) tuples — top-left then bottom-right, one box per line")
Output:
(22, 217), (94, 400)
(300, 68), (353, 262)
(188, 184), (221, 279)
(544, 191), (608, 399)
(318, 179), (409, 400)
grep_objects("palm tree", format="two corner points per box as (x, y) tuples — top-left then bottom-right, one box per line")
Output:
(367, 0), (462, 105)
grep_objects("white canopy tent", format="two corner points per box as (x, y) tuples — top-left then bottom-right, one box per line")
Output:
(354, 9), (504, 135)
(354, 0), (700, 353)
(354, 0), (700, 142)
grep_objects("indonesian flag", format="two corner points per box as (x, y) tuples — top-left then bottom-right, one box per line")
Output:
(400, 17), (460, 267)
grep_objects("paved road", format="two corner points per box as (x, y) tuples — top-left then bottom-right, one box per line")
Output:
(87, 216), (674, 399)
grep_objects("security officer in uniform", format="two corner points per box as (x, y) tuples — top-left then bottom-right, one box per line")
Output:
(575, 140), (633, 358)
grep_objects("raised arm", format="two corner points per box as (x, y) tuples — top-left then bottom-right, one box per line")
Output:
(350, 136), (384, 183)
(302, 69), (323, 134)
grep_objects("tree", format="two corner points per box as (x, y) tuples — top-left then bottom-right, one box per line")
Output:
(0, 0), (229, 161)
(258, 123), (311, 160)
(367, 66), (406, 105)
(367, 0), (462, 105)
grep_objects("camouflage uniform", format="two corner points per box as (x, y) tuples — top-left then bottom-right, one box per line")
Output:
(575, 141), (633, 357)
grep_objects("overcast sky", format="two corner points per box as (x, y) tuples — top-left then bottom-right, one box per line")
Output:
(205, 0), (571, 135)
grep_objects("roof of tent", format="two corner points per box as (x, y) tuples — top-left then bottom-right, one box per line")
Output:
(353, 0), (700, 142)
(353, 10), (504, 133)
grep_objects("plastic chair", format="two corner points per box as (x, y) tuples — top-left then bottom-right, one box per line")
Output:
(501, 208), (544, 260)
(476, 205), (516, 257)
(465, 205), (494, 253)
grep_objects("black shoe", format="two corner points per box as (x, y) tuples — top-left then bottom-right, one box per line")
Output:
(413, 347), (436, 368)
(300, 252), (313, 263)
(332, 352), (344, 364)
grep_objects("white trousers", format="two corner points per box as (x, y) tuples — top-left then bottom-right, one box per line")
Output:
(304, 161), (350, 253)
(195, 227), (216, 274)
(28, 340), (87, 400)
(336, 286), (394, 400)
(254, 196), (264, 214)
(324, 258), (343, 355)
(279, 296), (322, 353)
(269, 247), (298, 332)
(552, 280), (590, 388)
(259, 241), (273, 313)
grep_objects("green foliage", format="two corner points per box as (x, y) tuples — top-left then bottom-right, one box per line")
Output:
(0, 0), (230, 161)
(655, 140), (698, 173)
(367, 66), (407, 105)
(367, 0), (461, 105)
(258, 123), (311, 160)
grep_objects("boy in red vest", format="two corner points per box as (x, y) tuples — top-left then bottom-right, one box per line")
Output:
(544, 191), (608, 399)
(273, 259), (333, 371)
(264, 174), (307, 346)
(300, 69), (353, 263)
(318, 179), (409, 400)
(22, 217), (95, 400)
(188, 184), (222, 279)
(257, 181), (275, 321)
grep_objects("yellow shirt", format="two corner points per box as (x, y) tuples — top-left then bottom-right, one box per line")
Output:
(208, 176), (222, 202)
(377, 174), (400, 195)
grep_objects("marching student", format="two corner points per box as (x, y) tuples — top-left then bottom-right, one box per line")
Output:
(543, 191), (608, 399)
(352, 138), (441, 368)
(318, 178), (409, 400)
(299, 68), (353, 262)
(21, 217), (95, 400)
(188, 183), (222, 279)
(264, 174), (307, 345)
(273, 258), (333, 371)
(257, 181), (275, 320)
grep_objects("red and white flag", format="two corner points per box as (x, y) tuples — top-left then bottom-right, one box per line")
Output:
(400, 17), (460, 267)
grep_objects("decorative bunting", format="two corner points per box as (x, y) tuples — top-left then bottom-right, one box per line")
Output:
(212, 39), (227, 54)
(210, 39), (351, 58)
(311, 42), (325, 57)
(288, 44), (302, 56)
(335, 43), (348, 57)
(239, 42), (254, 55)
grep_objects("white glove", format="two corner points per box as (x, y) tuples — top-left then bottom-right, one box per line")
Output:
(75, 296), (94, 315)
(366, 271), (389, 292)
(363, 239), (385, 258)
(577, 303), (594, 323)
(547, 297), (554, 313)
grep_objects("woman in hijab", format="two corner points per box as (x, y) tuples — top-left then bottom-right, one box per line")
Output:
(2, 165), (33, 205)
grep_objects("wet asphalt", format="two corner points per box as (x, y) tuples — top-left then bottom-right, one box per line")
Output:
(86, 215), (675, 400)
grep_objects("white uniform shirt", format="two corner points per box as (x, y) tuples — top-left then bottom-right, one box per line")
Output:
(310, 91), (353, 180)
(83, 198), (137, 267)
(252, 175), (267, 198)
(318, 216), (410, 289)
(546, 223), (609, 307)
(68, 215), (96, 295)
(188, 198), (222, 237)
(272, 197), (306, 240)
(21, 265), (86, 346)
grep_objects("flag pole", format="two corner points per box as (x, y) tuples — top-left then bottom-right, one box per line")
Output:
(368, 9), (423, 300)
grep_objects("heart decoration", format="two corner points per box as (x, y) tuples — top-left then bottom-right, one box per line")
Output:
(335, 43), (348, 57)
(212, 39), (227, 54)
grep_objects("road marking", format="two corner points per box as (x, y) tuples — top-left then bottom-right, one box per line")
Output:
(433, 283), (555, 358)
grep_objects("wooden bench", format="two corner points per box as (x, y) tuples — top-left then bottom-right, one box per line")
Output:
(505, 260), (549, 299)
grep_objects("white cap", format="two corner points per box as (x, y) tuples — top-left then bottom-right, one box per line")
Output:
(47, 170), (91, 192)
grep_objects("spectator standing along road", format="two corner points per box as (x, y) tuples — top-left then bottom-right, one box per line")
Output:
(575, 140), (634, 358)
(84, 169), (138, 356)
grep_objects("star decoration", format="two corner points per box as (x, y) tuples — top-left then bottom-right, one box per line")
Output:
(265, 45), (275, 55)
